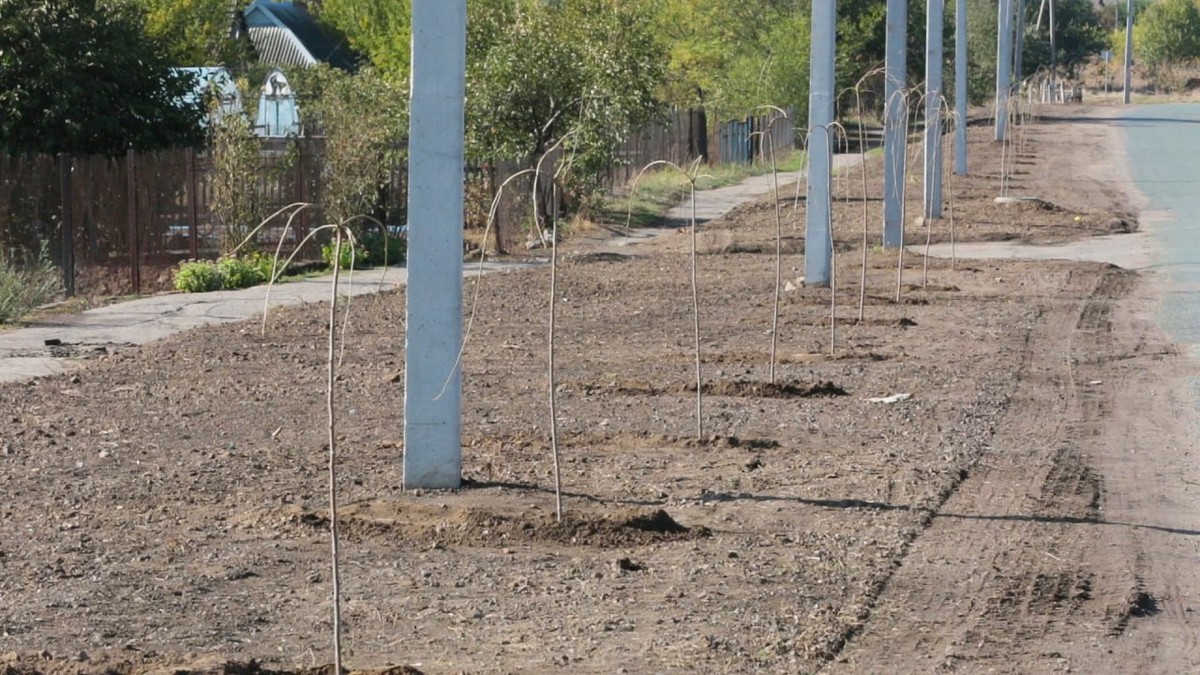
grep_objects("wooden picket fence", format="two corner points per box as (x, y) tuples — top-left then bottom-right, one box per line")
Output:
(0, 108), (796, 297)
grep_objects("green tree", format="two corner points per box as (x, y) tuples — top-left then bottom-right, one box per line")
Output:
(292, 65), (408, 224)
(0, 0), (204, 156)
(1133, 0), (1200, 69)
(467, 0), (665, 191)
(135, 0), (247, 66)
(649, 0), (793, 111)
(716, 11), (812, 120)
(313, 0), (411, 81)
(208, 106), (264, 252)
(1022, 0), (1108, 77)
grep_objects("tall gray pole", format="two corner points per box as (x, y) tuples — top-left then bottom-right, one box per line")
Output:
(882, 0), (908, 247)
(1014, 0), (1025, 83)
(924, 0), (945, 218)
(404, 1), (466, 489)
(954, 0), (968, 175)
(1049, 0), (1057, 100)
(1123, 0), (1133, 104)
(805, 0), (836, 285)
(995, 0), (1013, 141)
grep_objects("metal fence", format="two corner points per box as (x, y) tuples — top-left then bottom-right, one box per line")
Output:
(1, 107), (797, 297)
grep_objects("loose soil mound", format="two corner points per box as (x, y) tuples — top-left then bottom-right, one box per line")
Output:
(248, 503), (708, 548)
(581, 378), (847, 398)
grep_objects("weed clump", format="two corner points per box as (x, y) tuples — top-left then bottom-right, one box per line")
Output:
(0, 243), (60, 323)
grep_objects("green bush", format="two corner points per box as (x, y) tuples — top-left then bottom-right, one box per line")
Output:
(321, 240), (370, 270)
(174, 254), (291, 293)
(362, 231), (406, 266)
(216, 256), (265, 289)
(173, 259), (223, 293)
(0, 245), (61, 323)
(247, 250), (286, 282)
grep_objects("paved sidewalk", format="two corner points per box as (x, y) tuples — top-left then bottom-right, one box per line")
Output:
(1, 159), (860, 383)
(0, 264), (529, 383)
(607, 154), (862, 248)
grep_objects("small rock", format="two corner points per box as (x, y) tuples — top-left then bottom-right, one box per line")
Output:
(615, 557), (644, 572)
(226, 568), (258, 581)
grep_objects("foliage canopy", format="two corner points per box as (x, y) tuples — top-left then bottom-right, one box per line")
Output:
(1132, 0), (1200, 69)
(134, 0), (248, 66)
(0, 0), (205, 156)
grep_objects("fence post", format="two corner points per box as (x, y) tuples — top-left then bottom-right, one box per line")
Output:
(295, 141), (309, 252)
(58, 153), (75, 298)
(186, 147), (199, 259)
(126, 149), (141, 295)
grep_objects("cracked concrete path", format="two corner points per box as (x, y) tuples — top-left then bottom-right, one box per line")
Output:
(606, 154), (862, 248)
(0, 263), (532, 383)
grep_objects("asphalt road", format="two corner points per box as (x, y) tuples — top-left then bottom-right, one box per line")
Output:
(1116, 103), (1200, 356)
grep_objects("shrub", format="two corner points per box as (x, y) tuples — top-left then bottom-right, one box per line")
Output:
(216, 256), (265, 289)
(247, 250), (286, 282)
(362, 231), (406, 266)
(173, 259), (222, 293)
(321, 241), (370, 270)
(0, 245), (61, 323)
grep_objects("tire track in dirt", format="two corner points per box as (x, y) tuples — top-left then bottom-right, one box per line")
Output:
(822, 265), (1136, 673)
(1070, 271), (1200, 672)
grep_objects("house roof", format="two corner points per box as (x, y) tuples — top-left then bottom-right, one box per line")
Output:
(244, 0), (357, 71)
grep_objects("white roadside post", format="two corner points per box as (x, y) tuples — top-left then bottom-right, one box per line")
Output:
(1123, 0), (1133, 104)
(883, 0), (908, 247)
(404, 1), (467, 489)
(1014, 0), (1025, 86)
(954, 0), (969, 175)
(806, 0), (836, 284)
(995, 0), (1013, 141)
(924, 0), (945, 219)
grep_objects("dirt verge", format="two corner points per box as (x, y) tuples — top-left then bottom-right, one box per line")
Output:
(2, 105), (1195, 673)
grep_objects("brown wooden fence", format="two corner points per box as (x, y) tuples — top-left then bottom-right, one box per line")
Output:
(1, 107), (795, 297)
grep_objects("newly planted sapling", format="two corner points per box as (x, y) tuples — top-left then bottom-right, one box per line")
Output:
(628, 157), (712, 441)
(805, 121), (848, 355)
(750, 105), (791, 384)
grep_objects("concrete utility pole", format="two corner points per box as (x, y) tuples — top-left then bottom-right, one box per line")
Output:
(404, 1), (467, 489)
(805, 0), (836, 285)
(882, 0), (907, 247)
(1049, 0), (1057, 100)
(954, 0), (968, 175)
(924, 0), (945, 219)
(995, 0), (1014, 141)
(1014, 0), (1025, 84)
(1123, 0), (1134, 104)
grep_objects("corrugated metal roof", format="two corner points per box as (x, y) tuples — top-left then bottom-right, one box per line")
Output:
(247, 25), (318, 67)
(244, 1), (357, 71)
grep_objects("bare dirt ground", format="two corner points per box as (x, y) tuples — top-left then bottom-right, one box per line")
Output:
(3, 105), (1198, 674)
